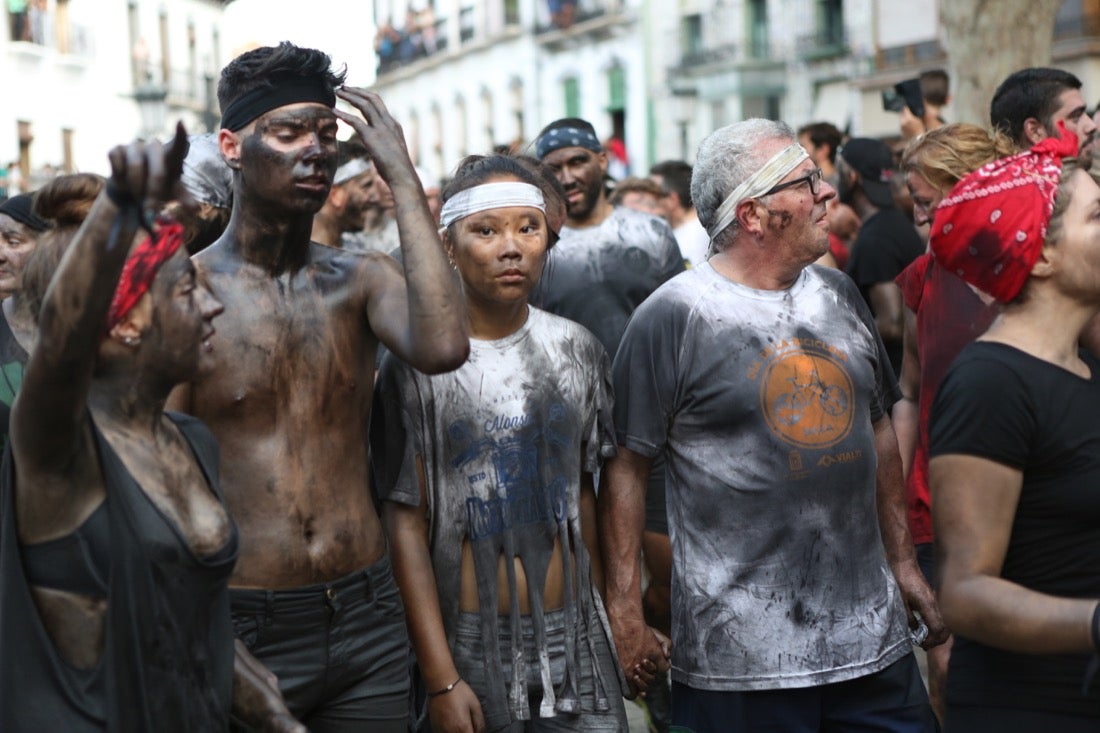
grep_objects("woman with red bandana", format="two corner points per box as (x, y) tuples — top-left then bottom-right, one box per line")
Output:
(891, 123), (1014, 722)
(929, 126), (1100, 730)
(0, 127), (303, 731)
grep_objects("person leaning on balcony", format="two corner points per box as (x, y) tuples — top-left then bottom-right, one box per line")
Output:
(7, 0), (28, 42)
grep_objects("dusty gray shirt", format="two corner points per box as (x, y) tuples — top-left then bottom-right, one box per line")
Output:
(372, 308), (619, 718)
(613, 263), (910, 691)
(531, 206), (684, 358)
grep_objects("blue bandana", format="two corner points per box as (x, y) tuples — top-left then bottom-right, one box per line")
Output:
(536, 120), (602, 159)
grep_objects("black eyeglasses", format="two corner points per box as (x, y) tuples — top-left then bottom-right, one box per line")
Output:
(762, 168), (823, 197)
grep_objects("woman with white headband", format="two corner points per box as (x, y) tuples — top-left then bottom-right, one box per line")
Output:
(372, 154), (628, 732)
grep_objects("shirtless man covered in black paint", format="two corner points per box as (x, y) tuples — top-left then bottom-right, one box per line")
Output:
(168, 43), (469, 732)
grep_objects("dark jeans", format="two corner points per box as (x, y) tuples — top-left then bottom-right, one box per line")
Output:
(230, 555), (410, 733)
(671, 653), (937, 733)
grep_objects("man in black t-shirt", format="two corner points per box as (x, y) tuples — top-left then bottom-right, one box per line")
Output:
(838, 138), (924, 375)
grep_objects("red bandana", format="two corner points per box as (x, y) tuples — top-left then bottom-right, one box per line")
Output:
(105, 219), (185, 333)
(928, 123), (1080, 303)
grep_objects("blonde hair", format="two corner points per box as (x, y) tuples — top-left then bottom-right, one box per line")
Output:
(902, 123), (1016, 194)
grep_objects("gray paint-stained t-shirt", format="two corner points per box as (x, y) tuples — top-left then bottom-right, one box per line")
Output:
(372, 307), (619, 718)
(613, 262), (910, 691)
(531, 206), (684, 358)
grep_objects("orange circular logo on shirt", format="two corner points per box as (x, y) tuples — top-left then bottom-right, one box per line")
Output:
(760, 350), (853, 449)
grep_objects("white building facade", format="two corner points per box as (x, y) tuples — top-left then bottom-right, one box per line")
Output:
(371, 0), (648, 181)
(372, 0), (1100, 176)
(649, 0), (1100, 163)
(0, 0), (227, 186)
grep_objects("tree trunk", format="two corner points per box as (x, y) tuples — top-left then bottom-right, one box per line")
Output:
(940, 0), (1062, 126)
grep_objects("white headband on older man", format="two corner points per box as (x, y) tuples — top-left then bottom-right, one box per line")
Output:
(707, 143), (810, 239)
(439, 181), (546, 228)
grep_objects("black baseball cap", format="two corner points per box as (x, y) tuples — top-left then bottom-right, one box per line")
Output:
(0, 193), (49, 232)
(839, 138), (896, 208)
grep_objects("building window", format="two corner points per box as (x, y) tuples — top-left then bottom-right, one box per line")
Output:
(431, 103), (443, 175)
(563, 77), (580, 118)
(455, 95), (468, 158)
(748, 0), (768, 58)
(459, 5), (475, 43)
(480, 88), (495, 153)
(681, 14), (703, 58)
(504, 0), (520, 25)
(510, 78), (524, 148)
(607, 65), (625, 112)
(817, 0), (844, 47)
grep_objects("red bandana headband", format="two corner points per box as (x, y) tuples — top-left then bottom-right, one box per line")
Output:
(928, 122), (1080, 303)
(105, 219), (185, 333)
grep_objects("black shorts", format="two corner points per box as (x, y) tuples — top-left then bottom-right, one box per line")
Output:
(230, 555), (410, 733)
(671, 653), (937, 733)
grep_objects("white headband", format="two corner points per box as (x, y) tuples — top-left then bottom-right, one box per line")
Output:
(334, 158), (372, 186)
(708, 143), (810, 238)
(439, 182), (546, 228)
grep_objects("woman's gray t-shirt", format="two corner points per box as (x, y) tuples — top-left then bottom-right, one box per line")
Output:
(372, 307), (619, 717)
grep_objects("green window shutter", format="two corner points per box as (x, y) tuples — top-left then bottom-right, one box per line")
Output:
(564, 77), (580, 117)
(608, 66), (625, 110)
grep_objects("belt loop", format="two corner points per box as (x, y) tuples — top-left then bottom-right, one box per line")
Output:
(363, 567), (375, 604)
(264, 590), (275, 626)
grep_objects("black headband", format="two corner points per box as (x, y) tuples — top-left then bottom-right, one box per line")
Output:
(536, 123), (602, 159)
(220, 78), (336, 132)
(0, 193), (49, 232)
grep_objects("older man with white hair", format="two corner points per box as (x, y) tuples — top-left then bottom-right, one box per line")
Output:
(599, 118), (945, 732)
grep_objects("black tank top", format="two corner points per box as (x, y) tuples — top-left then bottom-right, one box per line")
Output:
(20, 501), (110, 597)
(0, 411), (239, 732)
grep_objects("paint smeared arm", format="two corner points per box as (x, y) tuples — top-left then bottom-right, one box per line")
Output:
(874, 415), (947, 649)
(869, 281), (905, 343)
(13, 126), (191, 536)
(932, 453), (1097, 653)
(892, 307), (920, 478)
(386, 460), (485, 733)
(335, 87), (468, 374)
(599, 447), (671, 698)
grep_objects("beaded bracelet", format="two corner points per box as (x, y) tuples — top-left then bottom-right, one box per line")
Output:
(428, 677), (462, 698)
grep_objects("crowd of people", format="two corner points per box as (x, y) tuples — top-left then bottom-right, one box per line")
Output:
(2, 39), (1100, 733)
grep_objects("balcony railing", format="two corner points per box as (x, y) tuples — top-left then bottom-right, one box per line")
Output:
(874, 39), (944, 71)
(7, 17), (93, 59)
(164, 67), (214, 110)
(797, 27), (848, 61)
(376, 16), (449, 76)
(676, 42), (739, 70)
(533, 0), (622, 36)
